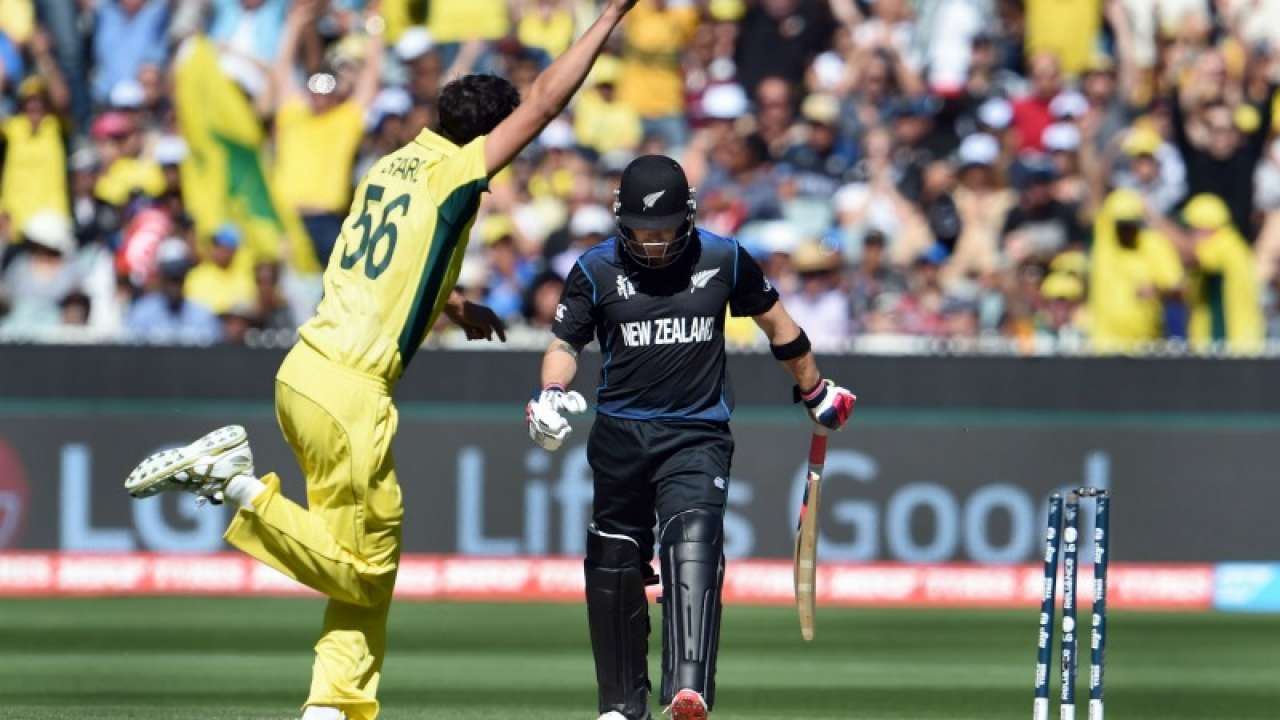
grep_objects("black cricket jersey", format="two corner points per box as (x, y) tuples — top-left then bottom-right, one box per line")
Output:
(552, 228), (779, 422)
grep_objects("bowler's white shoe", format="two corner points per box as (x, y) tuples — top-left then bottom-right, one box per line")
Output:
(667, 689), (707, 720)
(598, 713), (630, 720)
(124, 425), (254, 503)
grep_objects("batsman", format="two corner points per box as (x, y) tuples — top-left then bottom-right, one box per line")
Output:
(526, 155), (856, 720)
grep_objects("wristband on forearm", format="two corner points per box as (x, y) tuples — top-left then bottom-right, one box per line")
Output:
(770, 329), (811, 361)
(792, 378), (828, 405)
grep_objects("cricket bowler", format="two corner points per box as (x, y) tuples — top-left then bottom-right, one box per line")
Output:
(525, 155), (857, 720)
(120, 2), (638, 718)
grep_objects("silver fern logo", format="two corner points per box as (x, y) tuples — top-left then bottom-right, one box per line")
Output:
(690, 268), (720, 292)
(641, 190), (666, 210)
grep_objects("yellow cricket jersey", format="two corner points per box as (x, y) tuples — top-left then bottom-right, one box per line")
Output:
(1, 114), (68, 234)
(274, 98), (366, 213)
(1188, 228), (1263, 353)
(1088, 223), (1182, 350)
(1025, 0), (1100, 76)
(298, 130), (488, 381)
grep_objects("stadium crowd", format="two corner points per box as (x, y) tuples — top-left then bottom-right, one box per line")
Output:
(1, 0), (1280, 353)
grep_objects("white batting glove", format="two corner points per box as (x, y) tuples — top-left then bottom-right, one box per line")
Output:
(526, 385), (587, 451)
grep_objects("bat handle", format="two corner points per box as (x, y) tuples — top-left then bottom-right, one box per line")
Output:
(808, 427), (828, 470)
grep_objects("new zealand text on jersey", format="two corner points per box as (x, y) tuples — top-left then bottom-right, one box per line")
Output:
(619, 316), (716, 347)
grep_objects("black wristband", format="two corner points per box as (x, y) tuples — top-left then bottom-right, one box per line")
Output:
(792, 379), (825, 404)
(771, 329), (811, 361)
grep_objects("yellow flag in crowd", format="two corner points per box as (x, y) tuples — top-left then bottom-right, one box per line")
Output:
(172, 36), (320, 273)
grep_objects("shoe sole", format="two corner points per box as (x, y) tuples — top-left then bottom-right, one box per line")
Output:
(125, 425), (247, 498)
(670, 692), (707, 720)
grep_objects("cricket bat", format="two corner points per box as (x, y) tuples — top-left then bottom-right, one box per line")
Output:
(794, 427), (828, 642)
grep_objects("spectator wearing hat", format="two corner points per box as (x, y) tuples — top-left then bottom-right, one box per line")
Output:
(1042, 122), (1090, 209)
(2, 76), (69, 236)
(574, 55), (643, 156)
(68, 148), (117, 250)
(550, 204), (613, 278)
(780, 93), (857, 200)
(1012, 52), (1064, 152)
(617, 0), (700, 149)
(479, 216), (537, 322)
(1110, 125), (1184, 216)
(1087, 189), (1183, 351)
(0, 211), (81, 333)
(92, 111), (166, 207)
(895, 245), (949, 337)
(1000, 153), (1086, 263)
(152, 134), (188, 202)
(849, 228), (906, 332)
(184, 224), (256, 316)
(951, 133), (1016, 279)
(784, 240), (850, 350)
(973, 96), (1018, 162)
(272, 0), (384, 265)
(682, 82), (747, 186)
(888, 95), (949, 204)
(91, 0), (169, 105)
(393, 27), (443, 106)
(217, 302), (257, 345)
(126, 237), (221, 344)
(1037, 270), (1087, 344)
(22, 27), (72, 114)
(1175, 194), (1264, 352)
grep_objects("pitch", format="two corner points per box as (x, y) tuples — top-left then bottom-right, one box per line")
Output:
(1, 597), (1277, 719)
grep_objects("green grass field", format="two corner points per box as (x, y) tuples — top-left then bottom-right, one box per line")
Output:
(1, 598), (1278, 719)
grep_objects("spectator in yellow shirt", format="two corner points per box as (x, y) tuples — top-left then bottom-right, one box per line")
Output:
(617, 0), (699, 148)
(428, 0), (509, 44)
(2, 77), (69, 237)
(1088, 189), (1184, 351)
(184, 224), (257, 316)
(574, 55), (643, 155)
(272, 2), (383, 264)
(1025, 0), (1100, 76)
(91, 111), (165, 207)
(517, 0), (575, 59)
(1180, 194), (1264, 353)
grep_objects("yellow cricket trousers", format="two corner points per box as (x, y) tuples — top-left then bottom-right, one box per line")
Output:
(224, 342), (403, 720)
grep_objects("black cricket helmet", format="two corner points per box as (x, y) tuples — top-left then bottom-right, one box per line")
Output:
(614, 155), (696, 269)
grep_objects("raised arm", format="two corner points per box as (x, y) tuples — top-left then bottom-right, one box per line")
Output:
(483, 0), (636, 175)
(351, 7), (386, 109)
(272, 0), (315, 105)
